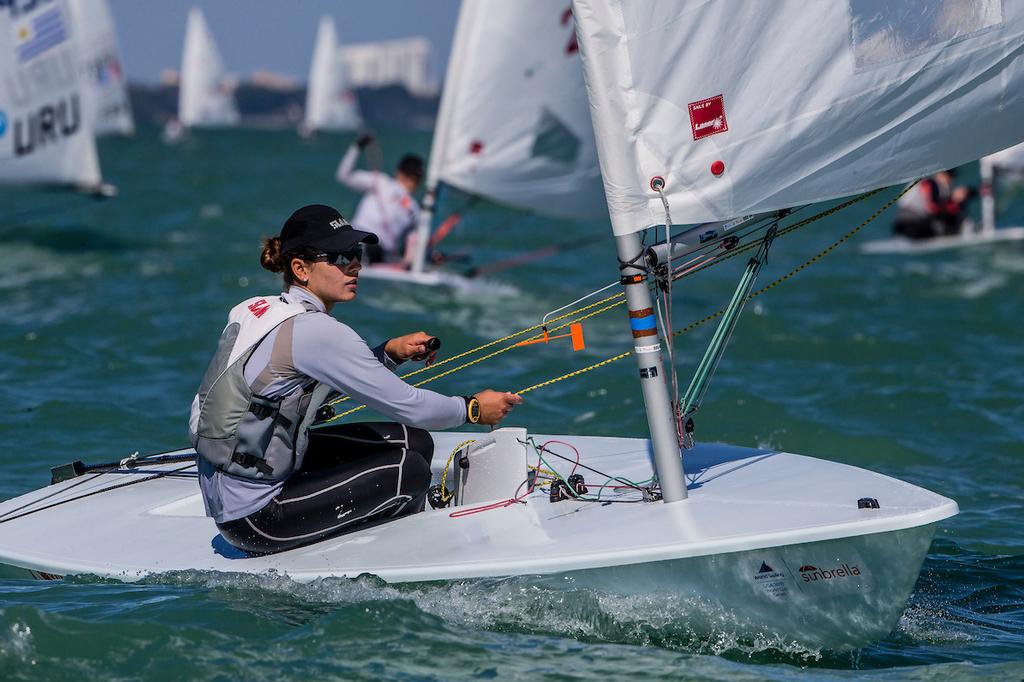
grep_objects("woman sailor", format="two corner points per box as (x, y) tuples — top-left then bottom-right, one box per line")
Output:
(188, 204), (522, 554)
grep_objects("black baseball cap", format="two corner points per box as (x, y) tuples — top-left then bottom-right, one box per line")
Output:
(280, 204), (378, 254)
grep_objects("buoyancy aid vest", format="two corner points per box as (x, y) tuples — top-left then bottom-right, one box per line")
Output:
(188, 295), (333, 481)
(897, 179), (952, 217)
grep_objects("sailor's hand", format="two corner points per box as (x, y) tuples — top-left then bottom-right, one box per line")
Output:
(474, 390), (523, 425)
(356, 133), (375, 150)
(386, 332), (438, 365)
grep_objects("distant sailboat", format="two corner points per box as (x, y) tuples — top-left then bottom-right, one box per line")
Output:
(364, 0), (605, 287)
(980, 141), (1024, 232)
(176, 7), (238, 130)
(67, 0), (134, 137)
(300, 16), (361, 136)
(0, 0), (113, 194)
(862, 142), (1024, 254)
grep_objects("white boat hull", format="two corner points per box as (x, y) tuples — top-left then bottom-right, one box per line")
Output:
(861, 226), (1024, 254)
(358, 264), (517, 294)
(549, 524), (935, 649)
(0, 432), (956, 649)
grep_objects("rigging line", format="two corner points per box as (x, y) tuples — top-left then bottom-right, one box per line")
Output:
(672, 204), (815, 265)
(0, 448), (195, 522)
(325, 187), (903, 420)
(436, 195), (869, 390)
(676, 189), (883, 281)
(654, 185), (683, 440)
(514, 183), (914, 396)
(527, 439), (649, 498)
(319, 297), (630, 422)
(0, 463), (197, 526)
(322, 289), (629, 410)
(321, 196), (864, 419)
(464, 233), (606, 279)
(426, 187), (482, 249)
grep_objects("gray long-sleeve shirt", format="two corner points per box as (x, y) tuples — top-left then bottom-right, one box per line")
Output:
(197, 286), (465, 523)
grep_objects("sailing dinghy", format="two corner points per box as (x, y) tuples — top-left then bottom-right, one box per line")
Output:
(300, 16), (361, 136)
(865, 141), (1024, 254)
(862, 142), (1024, 254)
(361, 0), (605, 289)
(1, 0), (1023, 650)
(175, 7), (238, 131)
(0, 0), (113, 194)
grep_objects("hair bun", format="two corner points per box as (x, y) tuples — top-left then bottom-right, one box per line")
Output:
(260, 236), (284, 273)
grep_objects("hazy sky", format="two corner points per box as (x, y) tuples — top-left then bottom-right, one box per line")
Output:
(108, 0), (462, 84)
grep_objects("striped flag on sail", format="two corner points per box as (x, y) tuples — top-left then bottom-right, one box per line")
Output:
(15, 6), (68, 63)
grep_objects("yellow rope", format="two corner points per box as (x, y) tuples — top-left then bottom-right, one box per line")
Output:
(438, 439), (476, 503)
(679, 189), (884, 279)
(322, 289), (626, 410)
(514, 184), (913, 395)
(325, 185), (912, 420)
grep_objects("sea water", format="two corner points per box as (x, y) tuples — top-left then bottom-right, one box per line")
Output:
(0, 129), (1021, 680)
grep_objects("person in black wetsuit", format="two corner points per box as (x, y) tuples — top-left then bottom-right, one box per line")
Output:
(189, 205), (522, 554)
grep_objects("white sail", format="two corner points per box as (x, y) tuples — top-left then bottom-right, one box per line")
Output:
(303, 16), (361, 132)
(339, 37), (435, 96)
(427, 0), (605, 219)
(571, 0), (1024, 235)
(178, 7), (238, 128)
(984, 141), (1024, 170)
(67, 0), (133, 136)
(0, 0), (102, 188)
(980, 140), (1024, 233)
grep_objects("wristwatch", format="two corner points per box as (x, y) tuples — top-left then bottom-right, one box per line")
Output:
(463, 396), (481, 424)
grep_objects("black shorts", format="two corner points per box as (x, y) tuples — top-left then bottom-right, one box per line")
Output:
(217, 422), (434, 555)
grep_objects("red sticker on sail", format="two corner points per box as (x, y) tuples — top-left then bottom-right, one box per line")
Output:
(688, 95), (728, 141)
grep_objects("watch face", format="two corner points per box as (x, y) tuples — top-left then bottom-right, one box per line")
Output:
(469, 398), (481, 422)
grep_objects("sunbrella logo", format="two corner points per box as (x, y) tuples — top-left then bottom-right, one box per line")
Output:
(799, 563), (861, 582)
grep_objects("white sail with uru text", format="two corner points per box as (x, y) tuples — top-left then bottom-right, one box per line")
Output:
(178, 7), (238, 129)
(572, 0), (1024, 234)
(0, 0), (104, 190)
(302, 16), (361, 134)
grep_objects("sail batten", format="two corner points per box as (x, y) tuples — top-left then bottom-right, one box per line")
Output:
(572, 0), (1024, 235)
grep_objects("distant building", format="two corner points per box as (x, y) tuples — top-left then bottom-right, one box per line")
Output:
(339, 37), (437, 96)
(160, 68), (180, 86)
(249, 69), (299, 92)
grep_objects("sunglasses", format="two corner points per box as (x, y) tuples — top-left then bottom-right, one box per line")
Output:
(313, 246), (363, 267)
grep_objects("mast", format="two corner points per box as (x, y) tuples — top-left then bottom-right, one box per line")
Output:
(616, 231), (688, 502)
(980, 156), (996, 235)
(409, 0), (480, 274)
